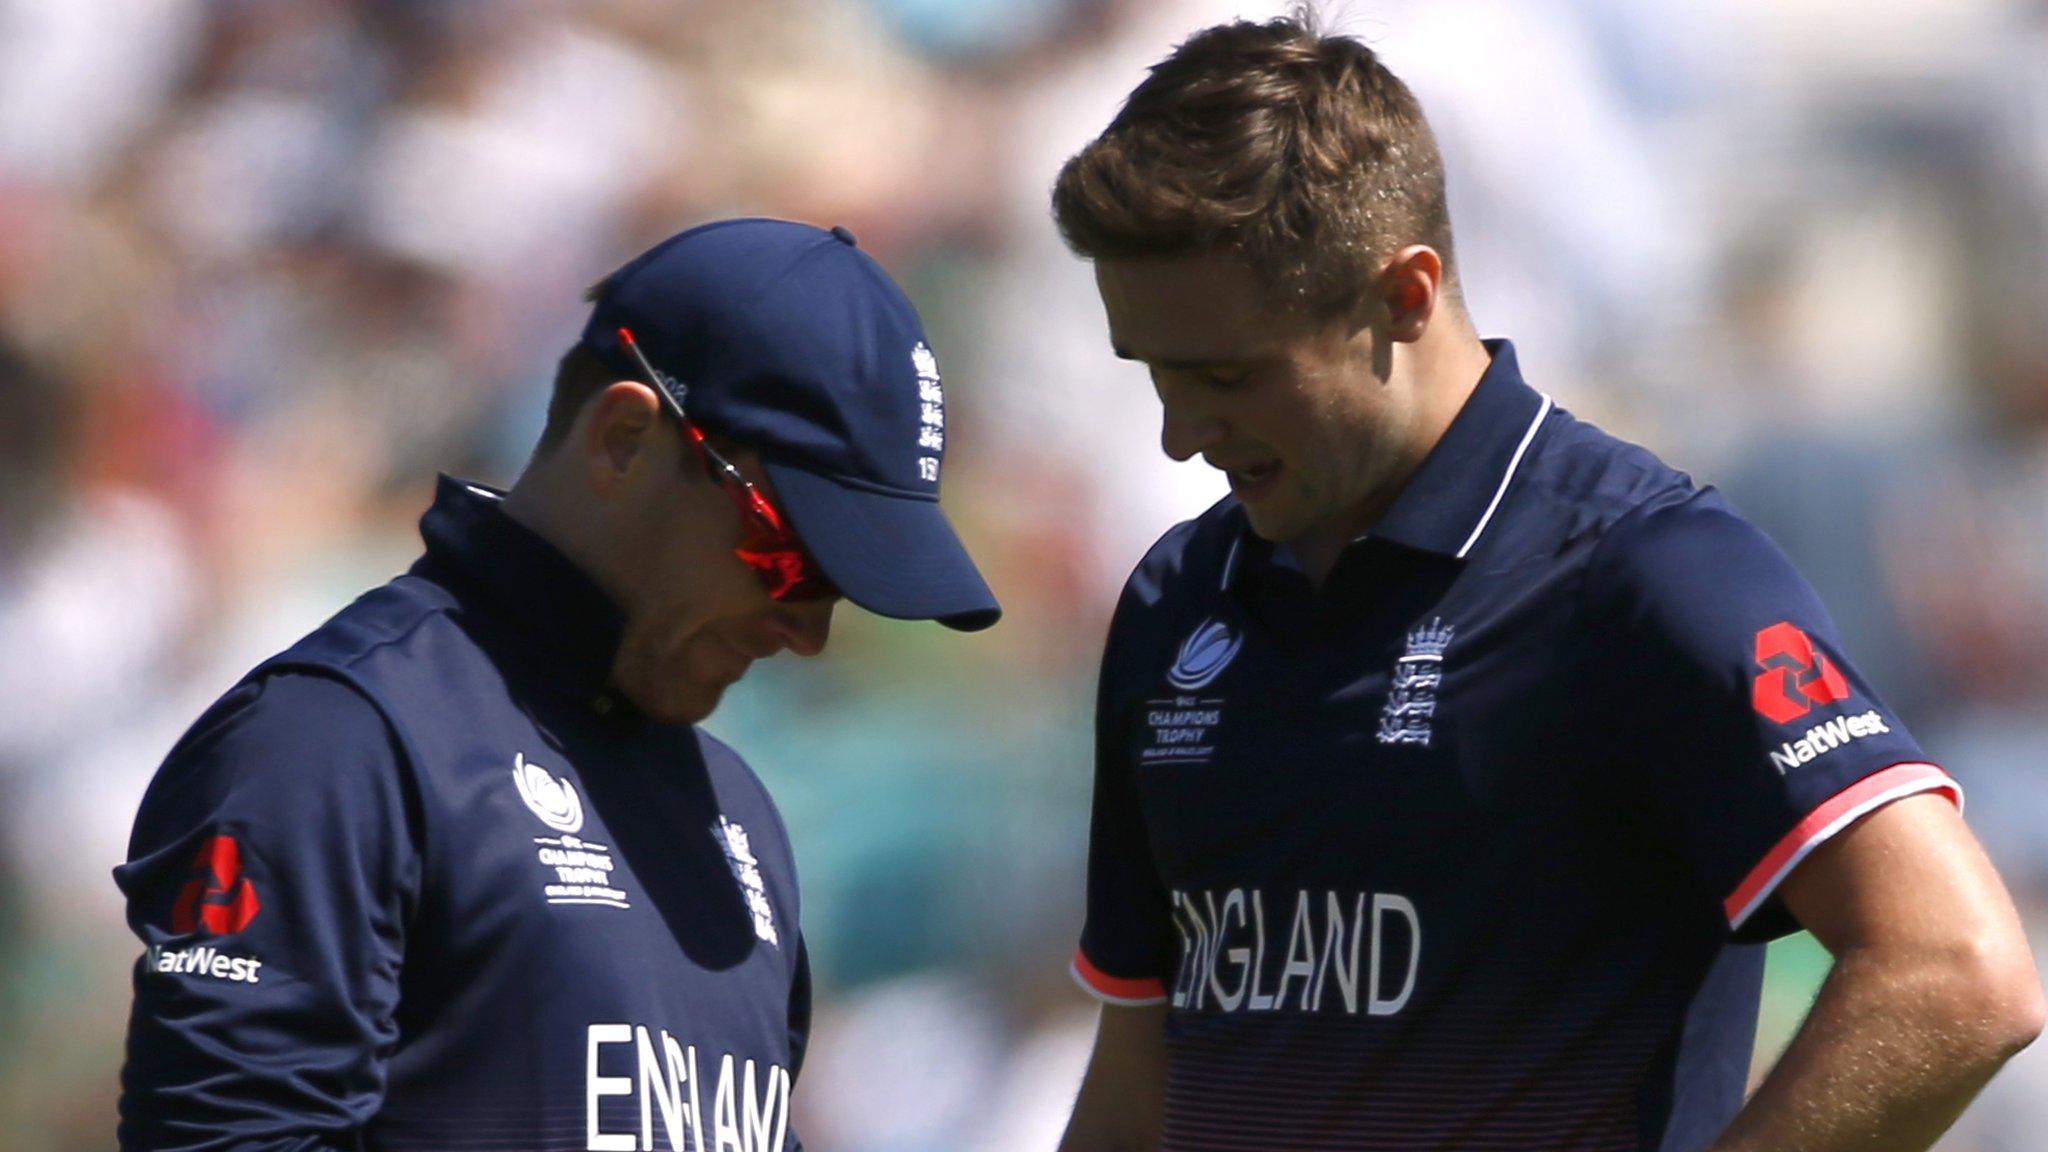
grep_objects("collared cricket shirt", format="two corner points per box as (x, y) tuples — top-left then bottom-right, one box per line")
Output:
(117, 478), (808, 1152)
(1074, 341), (1959, 1152)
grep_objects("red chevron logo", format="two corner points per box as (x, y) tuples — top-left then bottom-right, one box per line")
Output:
(1751, 621), (1852, 725)
(170, 836), (262, 936)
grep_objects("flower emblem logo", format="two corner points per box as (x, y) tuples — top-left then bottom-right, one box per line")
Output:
(512, 752), (584, 833)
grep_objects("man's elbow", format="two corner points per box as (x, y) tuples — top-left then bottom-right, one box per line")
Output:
(1951, 931), (2046, 1062)
(1985, 962), (2047, 1060)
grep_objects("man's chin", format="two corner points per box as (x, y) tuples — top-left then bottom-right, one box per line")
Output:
(1238, 504), (1302, 545)
(623, 680), (729, 726)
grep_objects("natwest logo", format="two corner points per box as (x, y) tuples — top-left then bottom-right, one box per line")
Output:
(171, 835), (261, 935)
(1768, 709), (1892, 775)
(146, 943), (263, 984)
(1751, 621), (1851, 724)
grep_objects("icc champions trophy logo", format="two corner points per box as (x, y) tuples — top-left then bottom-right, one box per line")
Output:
(513, 752), (585, 833)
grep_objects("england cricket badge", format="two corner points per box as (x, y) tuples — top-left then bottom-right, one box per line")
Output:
(1378, 617), (1453, 747)
(715, 816), (780, 946)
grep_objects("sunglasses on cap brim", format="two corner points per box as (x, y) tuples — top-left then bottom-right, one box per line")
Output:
(615, 327), (838, 603)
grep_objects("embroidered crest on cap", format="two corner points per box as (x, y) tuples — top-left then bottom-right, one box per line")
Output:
(913, 342), (944, 483)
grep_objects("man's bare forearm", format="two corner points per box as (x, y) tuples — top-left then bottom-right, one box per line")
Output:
(1058, 1003), (1167, 1152)
(1709, 941), (2043, 1152)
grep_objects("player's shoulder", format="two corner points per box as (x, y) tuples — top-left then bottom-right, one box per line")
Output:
(178, 672), (391, 763)
(1117, 495), (1243, 614)
(137, 575), (457, 814)
(211, 573), (485, 753)
(1526, 411), (1800, 622)
(1515, 404), (1701, 536)
(264, 573), (465, 680)
(1494, 401), (1763, 565)
(132, 670), (403, 843)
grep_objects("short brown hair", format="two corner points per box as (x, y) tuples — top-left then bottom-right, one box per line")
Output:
(1051, 11), (1456, 318)
(536, 272), (627, 455)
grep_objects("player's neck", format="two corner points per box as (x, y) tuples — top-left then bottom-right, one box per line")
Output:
(502, 463), (637, 616)
(1407, 331), (1495, 449)
(1294, 332), (1493, 586)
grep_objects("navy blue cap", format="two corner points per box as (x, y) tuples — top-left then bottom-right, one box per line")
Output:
(580, 218), (1000, 631)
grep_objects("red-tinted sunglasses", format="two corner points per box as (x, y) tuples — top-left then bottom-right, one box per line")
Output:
(616, 327), (838, 602)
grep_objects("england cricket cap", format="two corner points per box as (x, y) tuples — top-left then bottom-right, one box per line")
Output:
(580, 217), (1001, 631)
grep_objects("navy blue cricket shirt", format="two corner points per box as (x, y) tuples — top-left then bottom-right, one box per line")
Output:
(117, 478), (809, 1152)
(1073, 341), (1959, 1152)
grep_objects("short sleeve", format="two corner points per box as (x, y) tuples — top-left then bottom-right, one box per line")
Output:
(786, 933), (811, 1152)
(1585, 491), (1959, 939)
(1072, 595), (1177, 1006)
(114, 672), (421, 1151)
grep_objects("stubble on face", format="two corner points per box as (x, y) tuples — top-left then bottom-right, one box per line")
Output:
(1276, 332), (1423, 558)
(1096, 253), (1414, 568)
(600, 445), (834, 725)
(612, 614), (744, 724)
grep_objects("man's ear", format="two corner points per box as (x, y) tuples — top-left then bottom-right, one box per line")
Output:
(580, 380), (663, 496)
(1379, 245), (1445, 344)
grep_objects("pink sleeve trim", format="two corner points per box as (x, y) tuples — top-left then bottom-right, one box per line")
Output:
(1724, 762), (1962, 929)
(1069, 949), (1169, 1006)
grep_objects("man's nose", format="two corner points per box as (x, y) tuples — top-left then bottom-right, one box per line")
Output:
(769, 599), (835, 657)
(1160, 400), (1227, 463)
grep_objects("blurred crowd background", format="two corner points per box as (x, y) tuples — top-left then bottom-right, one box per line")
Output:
(3, 0), (2046, 1147)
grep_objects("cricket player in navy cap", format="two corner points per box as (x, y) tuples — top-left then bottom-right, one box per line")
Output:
(115, 218), (998, 1151)
(1051, 14), (2041, 1152)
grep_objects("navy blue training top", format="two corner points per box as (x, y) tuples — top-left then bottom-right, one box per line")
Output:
(1073, 341), (1959, 1152)
(116, 477), (809, 1152)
